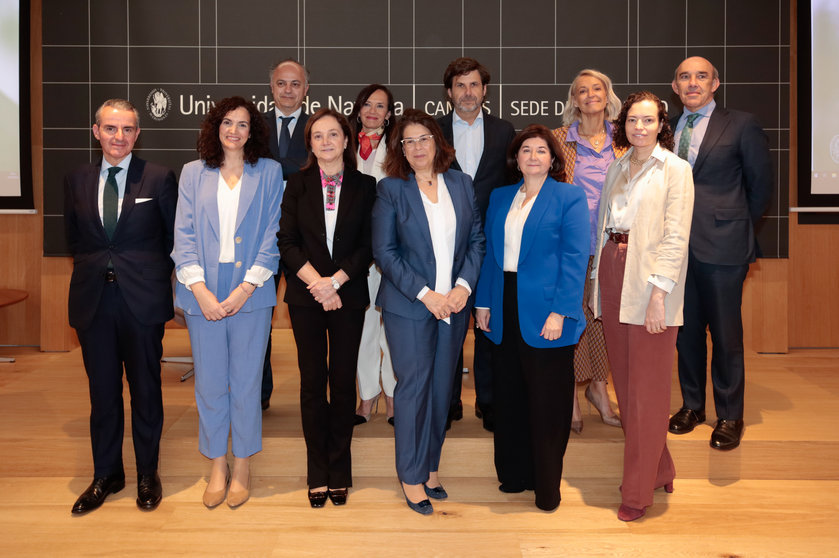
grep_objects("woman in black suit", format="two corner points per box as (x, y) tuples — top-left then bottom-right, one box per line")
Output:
(277, 108), (376, 508)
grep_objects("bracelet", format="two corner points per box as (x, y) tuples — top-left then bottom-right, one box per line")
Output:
(239, 283), (255, 297)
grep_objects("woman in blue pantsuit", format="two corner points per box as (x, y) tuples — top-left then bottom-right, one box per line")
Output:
(172, 97), (283, 509)
(372, 109), (485, 515)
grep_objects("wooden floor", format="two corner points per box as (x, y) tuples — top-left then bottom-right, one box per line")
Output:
(1, 330), (838, 557)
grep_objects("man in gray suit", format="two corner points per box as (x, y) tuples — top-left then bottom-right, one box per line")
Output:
(667, 56), (772, 450)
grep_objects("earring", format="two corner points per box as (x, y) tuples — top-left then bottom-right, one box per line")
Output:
(357, 116), (362, 124)
(384, 118), (390, 128)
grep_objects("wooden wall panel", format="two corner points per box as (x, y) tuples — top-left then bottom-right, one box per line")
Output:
(788, 220), (839, 347)
(39, 257), (75, 351)
(743, 259), (789, 353)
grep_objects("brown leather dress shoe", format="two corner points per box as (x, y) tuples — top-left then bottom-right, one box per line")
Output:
(710, 419), (744, 450)
(668, 408), (706, 434)
(136, 472), (162, 511)
(71, 473), (125, 515)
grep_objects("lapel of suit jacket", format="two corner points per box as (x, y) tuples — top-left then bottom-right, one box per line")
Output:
(491, 185), (518, 268)
(199, 165), (221, 239)
(334, 170), (357, 244)
(518, 179), (552, 264)
(474, 110), (494, 180)
(440, 114), (463, 172)
(236, 161), (259, 232)
(404, 174), (434, 252)
(114, 156), (143, 237)
(444, 171), (468, 252)
(84, 161), (107, 240)
(693, 107), (730, 175)
(305, 167), (328, 239)
(265, 111), (281, 160)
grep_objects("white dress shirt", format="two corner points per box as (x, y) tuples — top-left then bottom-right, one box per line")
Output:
(452, 110), (484, 179)
(502, 186), (537, 272)
(673, 99), (716, 167)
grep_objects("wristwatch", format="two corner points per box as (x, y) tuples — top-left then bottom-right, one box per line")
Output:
(330, 276), (340, 290)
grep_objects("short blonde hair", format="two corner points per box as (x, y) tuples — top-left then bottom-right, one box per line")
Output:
(562, 69), (621, 127)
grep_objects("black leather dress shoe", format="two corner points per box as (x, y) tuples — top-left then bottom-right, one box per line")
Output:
(308, 489), (328, 508)
(710, 419), (744, 450)
(475, 402), (495, 432)
(136, 472), (162, 511)
(71, 473), (125, 515)
(668, 408), (706, 434)
(327, 488), (349, 506)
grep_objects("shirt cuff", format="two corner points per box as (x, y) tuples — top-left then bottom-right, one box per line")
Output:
(648, 274), (676, 294)
(176, 265), (205, 291)
(244, 265), (274, 288)
(455, 278), (472, 294)
(417, 286), (430, 301)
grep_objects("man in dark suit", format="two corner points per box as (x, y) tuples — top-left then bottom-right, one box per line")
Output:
(64, 99), (177, 514)
(260, 58), (311, 410)
(667, 56), (772, 450)
(437, 57), (516, 432)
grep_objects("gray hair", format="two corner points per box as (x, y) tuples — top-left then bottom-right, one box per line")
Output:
(94, 99), (139, 127)
(562, 69), (622, 127)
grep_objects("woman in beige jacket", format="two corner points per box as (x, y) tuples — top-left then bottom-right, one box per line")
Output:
(590, 91), (694, 522)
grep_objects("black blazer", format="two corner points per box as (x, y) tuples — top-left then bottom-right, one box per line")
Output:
(437, 109), (516, 221)
(278, 166), (376, 310)
(263, 110), (310, 181)
(681, 106), (773, 265)
(63, 155), (178, 329)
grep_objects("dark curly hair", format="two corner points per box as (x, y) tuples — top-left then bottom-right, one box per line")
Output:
(197, 96), (270, 168)
(613, 91), (675, 152)
(300, 108), (357, 172)
(506, 124), (567, 183)
(348, 84), (397, 140)
(383, 108), (455, 180)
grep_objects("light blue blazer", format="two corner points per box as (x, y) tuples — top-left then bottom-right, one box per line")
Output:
(475, 177), (589, 348)
(372, 169), (485, 321)
(172, 157), (283, 315)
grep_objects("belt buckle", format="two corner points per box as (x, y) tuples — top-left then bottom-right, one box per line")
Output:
(104, 271), (117, 282)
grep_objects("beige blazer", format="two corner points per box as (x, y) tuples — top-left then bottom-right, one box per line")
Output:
(591, 144), (694, 326)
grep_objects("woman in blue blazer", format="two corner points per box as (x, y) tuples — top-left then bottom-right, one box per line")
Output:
(372, 109), (485, 515)
(475, 124), (589, 511)
(172, 97), (283, 509)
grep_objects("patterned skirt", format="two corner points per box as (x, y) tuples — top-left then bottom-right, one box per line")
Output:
(573, 256), (610, 382)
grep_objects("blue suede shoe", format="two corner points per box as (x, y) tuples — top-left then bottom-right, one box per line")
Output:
(423, 483), (448, 500)
(401, 486), (433, 515)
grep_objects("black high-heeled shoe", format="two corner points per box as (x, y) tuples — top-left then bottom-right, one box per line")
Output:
(307, 489), (328, 508)
(328, 488), (348, 506)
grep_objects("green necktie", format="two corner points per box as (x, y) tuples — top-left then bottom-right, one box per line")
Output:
(103, 166), (121, 239)
(677, 113), (701, 161)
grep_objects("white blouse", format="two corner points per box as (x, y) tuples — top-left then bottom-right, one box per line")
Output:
(502, 186), (537, 272)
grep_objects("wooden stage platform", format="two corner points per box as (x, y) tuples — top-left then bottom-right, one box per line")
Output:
(1, 329), (837, 557)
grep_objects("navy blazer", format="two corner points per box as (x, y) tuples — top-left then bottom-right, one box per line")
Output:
(438, 110), (516, 222)
(476, 178), (589, 349)
(278, 166), (376, 310)
(677, 107), (772, 265)
(372, 169), (486, 321)
(263, 110), (310, 181)
(64, 155), (178, 329)
(172, 158), (283, 315)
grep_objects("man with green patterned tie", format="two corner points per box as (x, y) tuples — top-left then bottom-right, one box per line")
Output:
(64, 99), (178, 514)
(667, 57), (772, 451)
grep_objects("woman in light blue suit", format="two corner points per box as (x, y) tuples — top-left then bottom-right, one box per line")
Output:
(372, 109), (485, 515)
(476, 124), (589, 511)
(172, 97), (283, 509)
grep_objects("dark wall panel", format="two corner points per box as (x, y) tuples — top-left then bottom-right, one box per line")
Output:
(42, 0), (790, 257)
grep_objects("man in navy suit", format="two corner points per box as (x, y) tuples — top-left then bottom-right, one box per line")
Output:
(437, 57), (516, 432)
(64, 99), (177, 514)
(667, 57), (772, 450)
(259, 58), (311, 410)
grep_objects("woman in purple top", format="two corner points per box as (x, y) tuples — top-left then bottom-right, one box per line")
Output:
(552, 69), (626, 433)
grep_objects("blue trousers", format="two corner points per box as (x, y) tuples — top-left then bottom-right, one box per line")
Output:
(384, 309), (469, 484)
(185, 263), (272, 458)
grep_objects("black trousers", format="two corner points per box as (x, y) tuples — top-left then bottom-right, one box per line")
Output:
(288, 304), (364, 489)
(75, 282), (165, 478)
(260, 272), (280, 403)
(452, 322), (494, 407)
(491, 273), (575, 511)
(676, 254), (750, 420)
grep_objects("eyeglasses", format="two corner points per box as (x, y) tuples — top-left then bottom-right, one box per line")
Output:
(400, 134), (434, 148)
